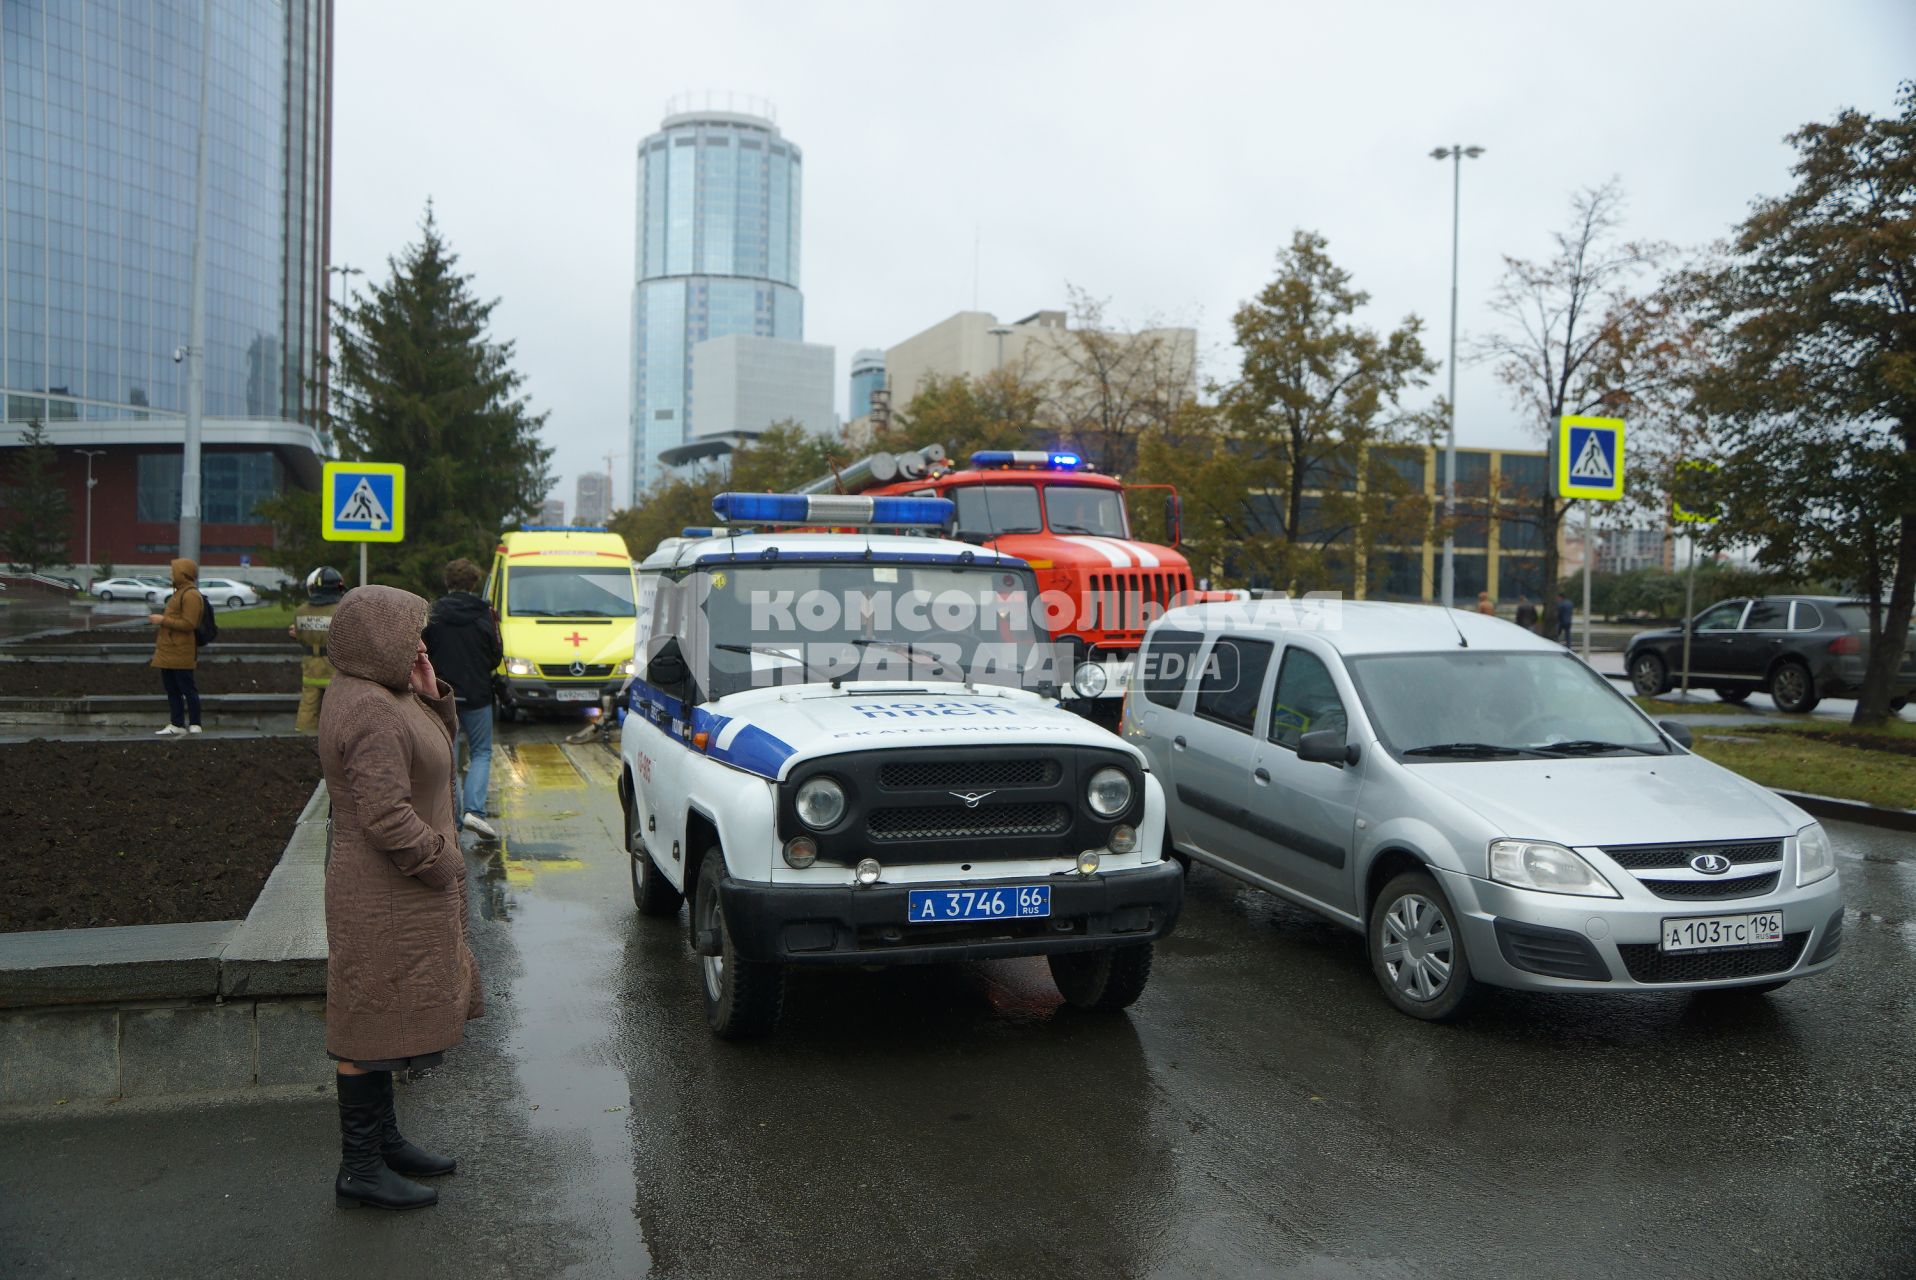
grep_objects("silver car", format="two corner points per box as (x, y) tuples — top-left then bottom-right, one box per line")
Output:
(1124, 600), (1845, 1021)
(198, 577), (260, 608)
(91, 576), (170, 604)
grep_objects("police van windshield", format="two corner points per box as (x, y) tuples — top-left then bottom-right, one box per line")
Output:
(668, 562), (1055, 699)
(1346, 650), (1668, 759)
(507, 566), (636, 617)
(1043, 485), (1128, 537)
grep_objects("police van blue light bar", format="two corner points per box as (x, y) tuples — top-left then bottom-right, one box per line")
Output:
(969, 450), (1084, 470)
(711, 492), (954, 527)
(681, 527), (718, 538)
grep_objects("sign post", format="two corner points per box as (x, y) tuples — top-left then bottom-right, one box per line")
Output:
(1555, 416), (1626, 662)
(1671, 460), (1721, 701)
(321, 462), (407, 587)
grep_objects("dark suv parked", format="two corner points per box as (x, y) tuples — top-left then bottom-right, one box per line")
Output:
(1627, 596), (1916, 713)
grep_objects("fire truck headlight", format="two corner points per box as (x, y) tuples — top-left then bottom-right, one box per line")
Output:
(1073, 661), (1108, 698)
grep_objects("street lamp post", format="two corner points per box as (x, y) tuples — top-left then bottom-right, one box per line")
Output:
(324, 264), (363, 429)
(1430, 144), (1483, 611)
(77, 449), (106, 588)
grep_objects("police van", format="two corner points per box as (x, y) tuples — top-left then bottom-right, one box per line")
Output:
(618, 492), (1184, 1037)
(485, 527), (640, 717)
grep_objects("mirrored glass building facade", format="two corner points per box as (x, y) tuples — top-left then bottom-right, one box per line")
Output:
(629, 99), (802, 494)
(0, 0), (329, 571)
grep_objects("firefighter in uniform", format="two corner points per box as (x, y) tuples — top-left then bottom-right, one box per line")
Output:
(291, 567), (345, 734)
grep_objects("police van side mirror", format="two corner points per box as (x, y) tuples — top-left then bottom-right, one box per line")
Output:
(1297, 729), (1358, 766)
(646, 649), (688, 689)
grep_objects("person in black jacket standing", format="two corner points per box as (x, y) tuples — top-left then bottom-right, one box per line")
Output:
(423, 558), (504, 840)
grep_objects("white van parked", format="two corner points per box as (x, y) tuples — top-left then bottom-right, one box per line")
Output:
(1123, 600), (1845, 1020)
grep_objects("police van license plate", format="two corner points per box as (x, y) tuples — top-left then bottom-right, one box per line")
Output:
(555, 688), (598, 702)
(908, 885), (1051, 923)
(1660, 911), (1784, 953)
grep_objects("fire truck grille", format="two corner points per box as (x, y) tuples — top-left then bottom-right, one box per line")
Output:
(1088, 570), (1191, 635)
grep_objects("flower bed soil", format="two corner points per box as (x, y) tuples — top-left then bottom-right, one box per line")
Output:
(0, 738), (319, 932)
(0, 659), (298, 698)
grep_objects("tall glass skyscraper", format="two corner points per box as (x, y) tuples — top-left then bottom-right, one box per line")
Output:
(848, 349), (885, 421)
(630, 97), (802, 493)
(0, 0), (330, 568)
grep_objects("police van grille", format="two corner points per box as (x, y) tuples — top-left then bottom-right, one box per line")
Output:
(877, 759), (1060, 790)
(867, 803), (1070, 842)
(1600, 840), (1781, 870)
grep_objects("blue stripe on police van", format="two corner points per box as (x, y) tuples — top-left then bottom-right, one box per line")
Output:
(709, 723), (796, 779)
(627, 678), (794, 779)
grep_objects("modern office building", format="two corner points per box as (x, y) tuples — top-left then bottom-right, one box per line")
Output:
(848, 348), (885, 421)
(540, 497), (565, 526)
(0, 0), (331, 573)
(884, 309), (1198, 415)
(659, 334), (834, 468)
(628, 96), (804, 494)
(575, 470), (611, 525)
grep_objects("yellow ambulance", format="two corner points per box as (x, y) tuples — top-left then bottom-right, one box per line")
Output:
(484, 527), (639, 717)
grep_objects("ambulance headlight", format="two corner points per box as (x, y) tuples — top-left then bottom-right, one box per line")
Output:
(504, 657), (534, 677)
(795, 777), (847, 829)
(1087, 767), (1133, 817)
(618, 658), (637, 676)
(1073, 661), (1108, 698)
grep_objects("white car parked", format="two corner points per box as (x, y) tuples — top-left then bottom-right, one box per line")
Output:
(91, 576), (171, 604)
(619, 493), (1184, 1037)
(1125, 599), (1845, 1021)
(198, 578), (260, 609)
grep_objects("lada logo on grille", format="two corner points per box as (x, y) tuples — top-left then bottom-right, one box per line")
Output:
(1690, 853), (1733, 875)
(949, 790), (996, 809)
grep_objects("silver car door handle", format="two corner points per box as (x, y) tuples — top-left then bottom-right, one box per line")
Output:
(1252, 767), (1271, 784)
(1172, 735), (1187, 751)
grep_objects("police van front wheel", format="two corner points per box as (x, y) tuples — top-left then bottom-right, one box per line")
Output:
(694, 850), (784, 1039)
(627, 804), (682, 918)
(1048, 944), (1154, 1011)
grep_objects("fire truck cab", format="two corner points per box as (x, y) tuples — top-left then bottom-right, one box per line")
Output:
(867, 450), (1196, 724)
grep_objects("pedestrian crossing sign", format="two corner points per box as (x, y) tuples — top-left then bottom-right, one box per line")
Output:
(1556, 416), (1625, 501)
(321, 462), (406, 543)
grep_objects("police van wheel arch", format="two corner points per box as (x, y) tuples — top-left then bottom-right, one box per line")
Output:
(694, 849), (784, 1039)
(628, 801), (684, 918)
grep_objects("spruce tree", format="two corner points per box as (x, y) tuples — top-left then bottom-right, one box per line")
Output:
(2, 420), (73, 573)
(277, 204), (553, 594)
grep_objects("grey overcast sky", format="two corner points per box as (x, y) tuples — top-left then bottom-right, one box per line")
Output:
(331, 0), (1913, 511)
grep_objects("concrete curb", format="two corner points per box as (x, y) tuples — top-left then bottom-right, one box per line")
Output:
(0, 692), (298, 729)
(1774, 789), (1916, 833)
(0, 782), (332, 1104)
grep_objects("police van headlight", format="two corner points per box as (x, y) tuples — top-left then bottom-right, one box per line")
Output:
(795, 777), (847, 829)
(1073, 661), (1108, 698)
(1087, 767), (1133, 818)
(504, 657), (534, 677)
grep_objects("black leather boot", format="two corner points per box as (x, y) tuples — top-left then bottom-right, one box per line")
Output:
(377, 1070), (457, 1177)
(335, 1072), (437, 1210)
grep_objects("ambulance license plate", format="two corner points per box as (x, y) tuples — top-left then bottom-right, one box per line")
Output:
(555, 688), (598, 702)
(908, 885), (1051, 923)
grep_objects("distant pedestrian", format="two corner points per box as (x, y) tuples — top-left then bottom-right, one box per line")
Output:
(1557, 592), (1575, 647)
(423, 558), (502, 841)
(148, 558), (204, 736)
(318, 584), (481, 1212)
(1475, 591), (1496, 617)
(291, 567), (345, 735)
(1514, 595), (1538, 631)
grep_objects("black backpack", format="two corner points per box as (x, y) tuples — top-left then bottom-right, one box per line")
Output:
(192, 590), (219, 647)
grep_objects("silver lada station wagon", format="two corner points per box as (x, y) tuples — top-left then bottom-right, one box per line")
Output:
(1122, 600), (1845, 1020)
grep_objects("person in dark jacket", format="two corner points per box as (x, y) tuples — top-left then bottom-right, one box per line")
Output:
(1557, 592), (1576, 647)
(422, 558), (503, 840)
(1514, 595), (1538, 632)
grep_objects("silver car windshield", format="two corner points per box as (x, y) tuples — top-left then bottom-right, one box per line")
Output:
(1345, 650), (1669, 758)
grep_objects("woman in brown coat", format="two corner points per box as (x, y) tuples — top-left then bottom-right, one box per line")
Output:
(318, 585), (484, 1211)
(148, 557), (204, 736)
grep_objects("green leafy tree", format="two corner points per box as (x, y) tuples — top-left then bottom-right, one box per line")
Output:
(1142, 232), (1435, 592)
(608, 422), (845, 559)
(1681, 85), (1916, 725)
(2, 420), (72, 572)
(885, 370), (1043, 462)
(262, 205), (552, 595)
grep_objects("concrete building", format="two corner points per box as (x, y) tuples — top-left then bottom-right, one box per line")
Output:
(540, 497), (565, 526)
(575, 471), (611, 525)
(658, 335), (834, 468)
(628, 95), (805, 494)
(848, 348), (885, 421)
(0, 0), (331, 576)
(1595, 525), (1675, 574)
(883, 309), (1198, 414)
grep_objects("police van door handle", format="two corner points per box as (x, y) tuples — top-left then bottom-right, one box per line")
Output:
(1253, 767), (1271, 785)
(1172, 735), (1187, 751)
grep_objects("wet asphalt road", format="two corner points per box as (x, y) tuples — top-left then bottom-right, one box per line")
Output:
(2, 722), (1913, 1279)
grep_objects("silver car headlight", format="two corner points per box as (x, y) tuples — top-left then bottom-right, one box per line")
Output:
(504, 656), (534, 677)
(1489, 839), (1620, 898)
(1796, 822), (1835, 886)
(795, 776), (847, 830)
(1087, 766), (1133, 818)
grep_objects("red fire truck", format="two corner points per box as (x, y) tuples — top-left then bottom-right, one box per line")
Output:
(797, 446), (1208, 724)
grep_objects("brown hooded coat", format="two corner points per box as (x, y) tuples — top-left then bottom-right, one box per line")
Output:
(149, 558), (203, 670)
(318, 585), (484, 1062)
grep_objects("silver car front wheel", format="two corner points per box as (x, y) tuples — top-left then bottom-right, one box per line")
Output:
(1369, 870), (1477, 1021)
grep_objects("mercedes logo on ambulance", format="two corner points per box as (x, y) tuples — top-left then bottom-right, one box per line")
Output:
(1690, 853), (1733, 875)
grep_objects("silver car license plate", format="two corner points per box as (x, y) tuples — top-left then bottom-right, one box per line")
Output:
(1660, 911), (1784, 953)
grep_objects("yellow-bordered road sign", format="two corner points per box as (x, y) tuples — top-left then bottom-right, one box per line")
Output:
(1557, 416), (1625, 501)
(1671, 459), (1720, 525)
(322, 462), (406, 543)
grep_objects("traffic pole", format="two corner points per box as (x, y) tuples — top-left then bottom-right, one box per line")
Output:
(1681, 533), (1696, 700)
(1580, 500), (1593, 662)
(359, 542), (368, 588)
